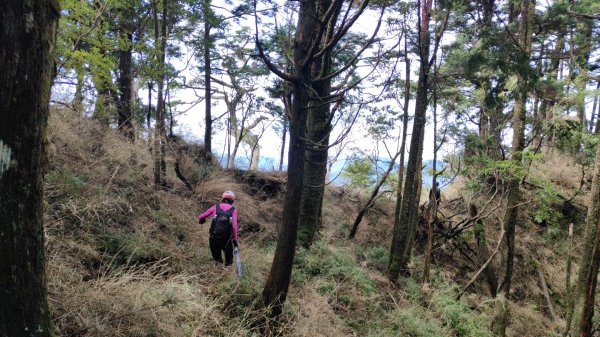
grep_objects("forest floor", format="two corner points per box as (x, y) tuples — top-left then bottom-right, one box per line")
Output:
(45, 108), (591, 336)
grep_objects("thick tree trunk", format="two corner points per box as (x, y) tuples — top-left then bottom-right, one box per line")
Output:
(297, 113), (329, 247)
(262, 0), (316, 315)
(117, 18), (135, 140)
(0, 1), (59, 335)
(297, 0), (342, 248)
(297, 87), (331, 247)
(389, 0), (431, 282)
(471, 203), (498, 297)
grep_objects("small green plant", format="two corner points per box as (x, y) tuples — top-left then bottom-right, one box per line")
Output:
(293, 241), (376, 294)
(46, 167), (87, 199)
(432, 288), (491, 337)
(152, 210), (185, 241)
(356, 244), (389, 271)
(100, 231), (164, 267)
(528, 177), (564, 239)
(371, 306), (450, 337)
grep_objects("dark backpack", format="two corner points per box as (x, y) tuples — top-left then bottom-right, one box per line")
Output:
(210, 204), (235, 238)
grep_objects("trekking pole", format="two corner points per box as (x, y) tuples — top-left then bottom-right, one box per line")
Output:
(233, 247), (243, 277)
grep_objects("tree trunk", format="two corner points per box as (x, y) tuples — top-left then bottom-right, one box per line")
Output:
(564, 224), (576, 337)
(153, 0), (168, 187)
(92, 72), (116, 126)
(203, 1), (212, 153)
(249, 133), (260, 170)
(423, 81), (439, 285)
(566, 126), (600, 335)
(588, 81), (598, 133)
(228, 107), (240, 168)
(389, 0), (431, 282)
(389, 36), (411, 272)
(595, 102), (600, 134)
(579, 203), (600, 337)
(74, 63), (85, 114)
(147, 81), (153, 132)
(297, 0), (342, 248)
(498, 2), (533, 335)
(472, 203), (498, 297)
(297, 110), (330, 247)
(574, 19), (593, 132)
(261, 0), (317, 315)
(349, 151), (401, 239)
(117, 13), (135, 140)
(0, 1), (59, 335)
(539, 32), (564, 151)
(578, 134), (600, 290)
(279, 116), (287, 171)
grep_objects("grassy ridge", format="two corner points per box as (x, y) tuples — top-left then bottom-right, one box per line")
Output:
(45, 108), (570, 336)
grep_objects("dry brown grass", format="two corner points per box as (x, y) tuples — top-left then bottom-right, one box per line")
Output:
(50, 261), (223, 336)
(45, 106), (584, 337)
(530, 151), (588, 204)
(45, 108), (297, 336)
(507, 301), (562, 337)
(287, 284), (354, 337)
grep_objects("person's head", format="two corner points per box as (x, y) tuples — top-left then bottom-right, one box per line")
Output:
(222, 190), (235, 204)
(435, 181), (440, 187)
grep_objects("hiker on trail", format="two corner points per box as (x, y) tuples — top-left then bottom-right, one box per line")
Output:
(429, 181), (441, 207)
(198, 191), (238, 266)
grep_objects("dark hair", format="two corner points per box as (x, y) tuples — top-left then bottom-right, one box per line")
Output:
(222, 198), (234, 205)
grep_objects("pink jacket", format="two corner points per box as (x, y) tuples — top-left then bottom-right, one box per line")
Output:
(198, 203), (238, 240)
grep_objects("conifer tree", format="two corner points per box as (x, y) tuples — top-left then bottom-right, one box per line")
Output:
(0, 1), (59, 335)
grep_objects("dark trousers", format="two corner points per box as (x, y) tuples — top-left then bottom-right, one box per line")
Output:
(209, 235), (233, 265)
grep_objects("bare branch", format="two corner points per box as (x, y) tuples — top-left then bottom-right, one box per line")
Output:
(253, 0), (297, 83)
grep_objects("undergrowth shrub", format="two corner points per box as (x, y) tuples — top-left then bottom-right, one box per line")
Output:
(100, 231), (165, 267)
(292, 241), (376, 295)
(372, 306), (450, 337)
(46, 167), (87, 199)
(152, 209), (185, 241)
(432, 288), (491, 337)
(526, 177), (564, 240)
(356, 244), (390, 271)
(397, 277), (493, 337)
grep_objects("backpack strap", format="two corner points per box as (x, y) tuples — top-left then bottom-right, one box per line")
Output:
(225, 206), (235, 216)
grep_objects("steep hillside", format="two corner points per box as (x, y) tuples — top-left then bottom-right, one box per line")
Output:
(45, 108), (589, 336)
